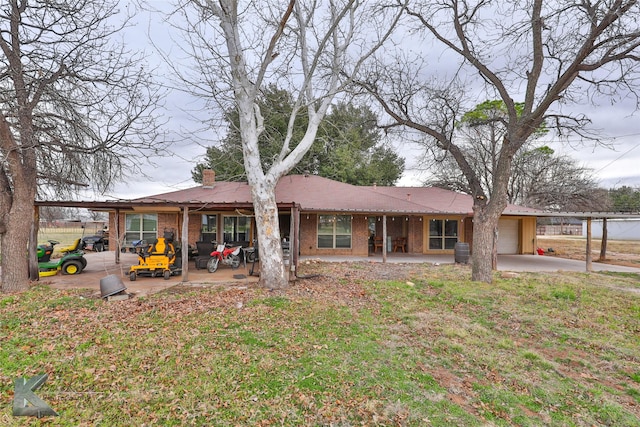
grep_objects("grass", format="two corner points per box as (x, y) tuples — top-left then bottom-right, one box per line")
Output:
(539, 235), (640, 267)
(1, 262), (639, 425)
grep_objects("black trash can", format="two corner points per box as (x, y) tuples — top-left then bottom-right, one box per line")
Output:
(454, 242), (470, 264)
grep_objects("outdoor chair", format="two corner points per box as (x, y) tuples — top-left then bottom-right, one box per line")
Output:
(373, 236), (384, 252)
(393, 237), (407, 253)
(194, 241), (215, 269)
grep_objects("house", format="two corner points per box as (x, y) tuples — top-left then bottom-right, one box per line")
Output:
(105, 171), (541, 265)
(37, 172), (640, 276)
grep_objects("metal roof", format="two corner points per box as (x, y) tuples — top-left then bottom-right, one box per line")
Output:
(35, 174), (640, 218)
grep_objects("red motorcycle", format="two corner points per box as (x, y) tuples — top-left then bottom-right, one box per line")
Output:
(207, 243), (243, 273)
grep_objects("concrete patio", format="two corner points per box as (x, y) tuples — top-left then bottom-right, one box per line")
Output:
(38, 250), (640, 298)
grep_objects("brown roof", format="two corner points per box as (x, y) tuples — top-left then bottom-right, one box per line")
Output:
(132, 174), (540, 216)
(34, 174), (541, 216)
(135, 181), (254, 207)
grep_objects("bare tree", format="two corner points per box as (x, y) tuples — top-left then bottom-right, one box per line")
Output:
(361, 0), (640, 283)
(164, 0), (403, 289)
(515, 152), (605, 211)
(0, 0), (163, 292)
(427, 145), (603, 210)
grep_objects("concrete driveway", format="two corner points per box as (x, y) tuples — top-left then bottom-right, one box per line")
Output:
(300, 253), (640, 273)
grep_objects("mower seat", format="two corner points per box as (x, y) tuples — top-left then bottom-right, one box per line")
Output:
(148, 238), (170, 256)
(139, 237), (175, 263)
(59, 238), (82, 253)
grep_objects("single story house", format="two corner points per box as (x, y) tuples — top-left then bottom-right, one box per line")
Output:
(37, 171), (640, 276)
(104, 171), (541, 263)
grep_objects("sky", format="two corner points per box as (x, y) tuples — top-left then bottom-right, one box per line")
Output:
(97, 2), (640, 200)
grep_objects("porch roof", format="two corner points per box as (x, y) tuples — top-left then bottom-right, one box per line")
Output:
(35, 174), (546, 216)
(129, 174), (457, 215)
(133, 174), (541, 216)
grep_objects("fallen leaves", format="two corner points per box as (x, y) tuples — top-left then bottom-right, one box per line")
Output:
(1, 262), (639, 426)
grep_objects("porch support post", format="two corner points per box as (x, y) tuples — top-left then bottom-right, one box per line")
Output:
(585, 217), (592, 272)
(291, 205), (299, 277)
(114, 208), (120, 264)
(181, 206), (189, 282)
(382, 214), (387, 263)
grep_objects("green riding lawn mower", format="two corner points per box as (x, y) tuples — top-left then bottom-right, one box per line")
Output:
(37, 238), (88, 277)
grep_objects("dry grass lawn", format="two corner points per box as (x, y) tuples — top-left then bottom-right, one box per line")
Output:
(1, 259), (639, 426)
(538, 236), (640, 268)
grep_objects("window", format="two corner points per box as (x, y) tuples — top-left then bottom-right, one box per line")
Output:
(318, 215), (352, 249)
(429, 219), (458, 250)
(223, 216), (250, 243)
(201, 214), (217, 243)
(125, 213), (157, 246)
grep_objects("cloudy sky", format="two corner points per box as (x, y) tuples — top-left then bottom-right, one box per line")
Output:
(100, 2), (640, 200)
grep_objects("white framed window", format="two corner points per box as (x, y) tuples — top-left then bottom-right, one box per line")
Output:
(223, 216), (250, 243)
(318, 215), (352, 249)
(125, 213), (157, 246)
(201, 214), (217, 242)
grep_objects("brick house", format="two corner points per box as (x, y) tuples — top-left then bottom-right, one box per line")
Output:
(105, 171), (541, 268)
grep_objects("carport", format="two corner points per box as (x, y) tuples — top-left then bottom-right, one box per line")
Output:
(534, 211), (640, 272)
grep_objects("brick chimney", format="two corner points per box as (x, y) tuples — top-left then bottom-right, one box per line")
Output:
(202, 169), (216, 187)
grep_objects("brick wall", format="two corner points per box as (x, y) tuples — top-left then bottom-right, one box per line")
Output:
(188, 213), (204, 245)
(108, 211), (441, 256)
(157, 213), (179, 240)
(299, 213), (369, 256)
(299, 214), (429, 256)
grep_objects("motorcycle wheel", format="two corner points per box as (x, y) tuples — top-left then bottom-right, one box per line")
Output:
(62, 260), (83, 275)
(207, 257), (219, 273)
(129, 271), (137, 281)
(230, 254), (240, 269)
(246, 250), (256, 263)
(163, 270), (171, 280)
(95, 242), (104, 252)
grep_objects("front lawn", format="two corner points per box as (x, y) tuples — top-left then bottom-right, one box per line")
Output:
(1, 262), (639, 426)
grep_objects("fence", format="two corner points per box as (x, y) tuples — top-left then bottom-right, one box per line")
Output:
(38, 226), (105, 247)
(536, 225), (583, 236)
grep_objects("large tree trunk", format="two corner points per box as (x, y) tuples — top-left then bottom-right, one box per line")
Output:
(1, 192), (35, 293)
(0, 112), (38, 293)
(250, 182), (287, 289)
(471, 165), (510, 283)
(471, 206), (501, 283)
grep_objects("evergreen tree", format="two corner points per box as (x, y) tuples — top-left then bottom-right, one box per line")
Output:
(193, 86), (404, 185)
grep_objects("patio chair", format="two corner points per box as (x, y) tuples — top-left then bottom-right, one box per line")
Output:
(194, 241), (215, 269)
(393, 237), (407, 253)
(373, 236), (384, 252)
